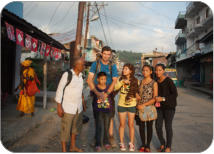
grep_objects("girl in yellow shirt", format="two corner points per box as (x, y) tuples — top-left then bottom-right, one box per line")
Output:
(114, 63), (140, 151)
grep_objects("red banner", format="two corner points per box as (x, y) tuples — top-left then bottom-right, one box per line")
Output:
(31, 37), (38, 52)
(25, 34), (32, 49)
(5, 22), (15, 41)
(16, 28), (24, 46)
(40, 42), (46, 56)
(4, 22), (63, 60)
(55, 49), (61, 60)
(45, 45), (51, 56)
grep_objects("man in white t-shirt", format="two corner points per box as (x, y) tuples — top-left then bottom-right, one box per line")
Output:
(55, 57), (86, 152)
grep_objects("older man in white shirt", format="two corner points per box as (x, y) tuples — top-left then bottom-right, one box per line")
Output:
(55, 57), (86, 152)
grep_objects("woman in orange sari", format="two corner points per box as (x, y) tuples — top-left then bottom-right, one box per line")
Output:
(16, 60), (40, 117)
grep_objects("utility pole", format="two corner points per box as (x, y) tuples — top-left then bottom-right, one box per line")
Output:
(84, 2), (90, 49)
(71, 2), (85, 68)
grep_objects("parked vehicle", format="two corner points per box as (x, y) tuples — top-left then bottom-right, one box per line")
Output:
(164, 68), (178, 86)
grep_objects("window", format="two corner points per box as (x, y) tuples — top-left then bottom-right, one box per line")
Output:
(196, 16), (200, 24)
(206, 8), (210, 18)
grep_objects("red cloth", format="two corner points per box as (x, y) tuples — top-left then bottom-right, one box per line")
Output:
(25, 34), (32, 49)
(16, 28), (24, 46)
(31, 37), (38, 52)
(5, 22), (15, 41)
(45, 45), (51, 56)
(40, 42), (46, 56)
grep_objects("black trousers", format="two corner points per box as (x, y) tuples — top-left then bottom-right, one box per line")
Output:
(139, 120), (154, 148)
(155, 108), (175, 148)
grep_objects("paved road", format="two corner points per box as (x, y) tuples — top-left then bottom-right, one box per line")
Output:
(4, 87), (213, 152)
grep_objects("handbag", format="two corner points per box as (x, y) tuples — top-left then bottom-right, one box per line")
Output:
(138, 80), (157, 122)
(138, 105), (157, 122)
(26, 70), (40, 96)
(26, 80), (40, 96)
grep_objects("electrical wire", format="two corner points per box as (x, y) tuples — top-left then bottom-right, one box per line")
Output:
(138, 2), (174, 21)
(95, 2), (108, 45)
(52, 2), (75, 26)
(46, 2), (63, 29)
(103, 6), (114, 48)
(24, 3), (39, 18)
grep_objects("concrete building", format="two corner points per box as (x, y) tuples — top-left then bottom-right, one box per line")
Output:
(166, 52), (176, 68)
(141, 50), (168, 68)
(175, 2), (213, 88)
(84, 35), (103, 63)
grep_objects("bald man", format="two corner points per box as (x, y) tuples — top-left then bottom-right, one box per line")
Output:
(55, 57), (86, 152)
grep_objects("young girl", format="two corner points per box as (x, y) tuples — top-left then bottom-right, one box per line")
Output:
(114, 63), (140, 152)
(155, 64), (178, 152)
(137, 65), (158, 152)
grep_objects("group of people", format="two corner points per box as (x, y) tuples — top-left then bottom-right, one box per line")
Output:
(17, 46), (178, 152)
(54, 46), (178, 152)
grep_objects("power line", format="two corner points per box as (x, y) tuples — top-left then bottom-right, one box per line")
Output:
(52, 2), (75, 26)
(101, 11), (174, 30)
(46, 2), (63, 29)
(103, 6), (114, 48)
(100, 13), (157, 33)
(24, 3), (39, 18)
(138, 2), (174, 21)
(95, 2), (108, 45)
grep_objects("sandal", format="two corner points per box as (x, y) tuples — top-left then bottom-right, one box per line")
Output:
(158, 145), (165, 152)
(70, 147), (83, 152)
(139, 147), (145, 152)
(119, 143), (126, 151)
(129, 142), (135, 152)
(165, 147), (171, 152)
(145, 148), (151, 152)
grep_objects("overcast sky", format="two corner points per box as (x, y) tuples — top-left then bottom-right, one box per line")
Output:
(21, 1), (188, 53)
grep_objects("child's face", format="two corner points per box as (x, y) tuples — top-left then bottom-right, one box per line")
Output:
(123, 66), (132, 76)
(97, 76), (107, 85)
(142, 66), (152, 78)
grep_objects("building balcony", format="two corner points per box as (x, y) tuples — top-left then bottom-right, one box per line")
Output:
(202, 15), (213, 29)
(194, 23), (204, 33)
(176, 51), (188, 62)
(175, 30), (186, 45)
(187, 27), (197, 38)
(200, 43), (213, 54)
(186, 2), (207, 18)
(175, 11), (187, 29)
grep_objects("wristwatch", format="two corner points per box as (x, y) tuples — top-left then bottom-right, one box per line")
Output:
(162, 97), (166, 102)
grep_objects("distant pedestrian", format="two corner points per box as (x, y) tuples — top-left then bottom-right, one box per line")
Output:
(114, 63), (140, 152)
(91, 72), (113, 152)
(55, 57), (86, 152)
(16, 59), (40, 117)
(136, 65), (158, 152)
(155, 64), (178, 152)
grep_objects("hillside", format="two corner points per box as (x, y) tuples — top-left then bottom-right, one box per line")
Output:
(116, 50), (142, 64)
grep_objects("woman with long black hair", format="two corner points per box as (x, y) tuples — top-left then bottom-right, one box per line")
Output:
(114, 63), (140, 152)
(155, 64), (178, 152)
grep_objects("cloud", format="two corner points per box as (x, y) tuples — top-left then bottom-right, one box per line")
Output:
(22, 1), (185, 53)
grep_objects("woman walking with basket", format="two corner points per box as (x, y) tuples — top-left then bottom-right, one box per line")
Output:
(136, 65), (158, 152)
(155, 64), (178, 152)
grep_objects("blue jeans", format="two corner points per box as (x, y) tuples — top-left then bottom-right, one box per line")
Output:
(95, 111), (111, 146)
